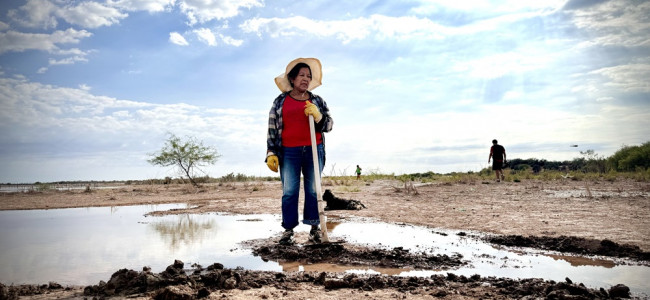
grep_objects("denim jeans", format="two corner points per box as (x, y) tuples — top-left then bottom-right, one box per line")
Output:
(280, 144), (324, 230)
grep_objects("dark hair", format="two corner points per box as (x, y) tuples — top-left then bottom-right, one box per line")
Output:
(287, 62), (312, 88)
(492, 139), (498, 144)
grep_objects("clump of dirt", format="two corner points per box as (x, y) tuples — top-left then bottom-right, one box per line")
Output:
(0, 282), (77, 299)
(486, 234), (650, 262)
(252, 243), (464, 270)
(76, 259), (628, 299)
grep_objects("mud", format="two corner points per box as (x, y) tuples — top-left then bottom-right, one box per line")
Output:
(485, 234), (650, 263)
(251, 243), (465, 270)
(1, 259), (631, 300)
(1, 178), (649, 299)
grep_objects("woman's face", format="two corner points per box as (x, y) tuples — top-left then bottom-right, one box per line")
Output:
(291, 67), (312, 93)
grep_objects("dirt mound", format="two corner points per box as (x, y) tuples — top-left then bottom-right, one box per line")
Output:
(252, 243), (464, 270)
(0, 282), (71, 299)
(486, 234), (650, 262)
(76, 260), (629, 299)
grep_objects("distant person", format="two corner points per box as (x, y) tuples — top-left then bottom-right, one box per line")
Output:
(488, 139), (506, 182)
(265, 58), (333, 245)
(356, 165), (362, 180)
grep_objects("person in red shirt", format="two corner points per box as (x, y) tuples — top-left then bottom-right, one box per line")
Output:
(265, 58), (333, 245)
(488, 139), (507, 182)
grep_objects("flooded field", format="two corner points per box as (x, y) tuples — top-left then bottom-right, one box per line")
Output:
(1, 203), (648, 297)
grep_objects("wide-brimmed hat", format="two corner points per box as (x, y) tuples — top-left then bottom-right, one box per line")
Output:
(274, 57), (322, 92)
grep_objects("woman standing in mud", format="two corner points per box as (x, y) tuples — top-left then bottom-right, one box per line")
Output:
(265, 58), (333, 245)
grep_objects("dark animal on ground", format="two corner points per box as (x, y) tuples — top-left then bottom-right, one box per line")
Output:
(323, 189), (366, 210)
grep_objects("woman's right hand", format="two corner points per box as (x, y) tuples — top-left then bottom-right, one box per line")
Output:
(266, 155), (279, 172)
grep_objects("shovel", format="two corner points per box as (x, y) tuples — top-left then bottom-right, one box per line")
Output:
(308, 115), (330, 243)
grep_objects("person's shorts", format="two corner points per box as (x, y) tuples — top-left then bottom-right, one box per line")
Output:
(492, 160), (503, 170)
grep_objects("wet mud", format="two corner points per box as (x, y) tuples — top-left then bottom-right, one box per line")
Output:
(485, 234), (650, 263)
(2, 259), (631, 299)
(3, 235), (644, 299)
(252, 242), (465, 270)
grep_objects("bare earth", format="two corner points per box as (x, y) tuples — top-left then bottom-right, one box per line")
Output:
(1, 177), (649, 299)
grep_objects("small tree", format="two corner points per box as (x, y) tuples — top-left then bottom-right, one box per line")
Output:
(578, 149), (606, 173)
(148, 133), (220, 187)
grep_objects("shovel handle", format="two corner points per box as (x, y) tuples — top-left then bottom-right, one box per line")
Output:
(309, 115), (329, 243)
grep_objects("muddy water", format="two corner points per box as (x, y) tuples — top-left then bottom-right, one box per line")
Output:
(331, 221), (649, 295)
(0, 204), (648, 296)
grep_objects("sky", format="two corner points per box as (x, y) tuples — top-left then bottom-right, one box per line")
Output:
(0, 0), (649, 183)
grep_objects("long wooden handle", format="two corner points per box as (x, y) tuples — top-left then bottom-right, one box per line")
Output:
(308, 115), (329, 243)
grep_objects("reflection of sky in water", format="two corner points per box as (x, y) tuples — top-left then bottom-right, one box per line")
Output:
(0, 205), (648, 297)
(333, 222), (650, 296)
(0, 205), (284, 286)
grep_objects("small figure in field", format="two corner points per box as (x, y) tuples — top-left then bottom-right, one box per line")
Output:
(356, 165), (362, 180)
(488, 139), (507, 182)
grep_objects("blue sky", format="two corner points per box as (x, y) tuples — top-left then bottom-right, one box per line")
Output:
(1, 0), (649, 183)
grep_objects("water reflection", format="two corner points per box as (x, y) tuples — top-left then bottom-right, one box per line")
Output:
(548, 254), (616, 268)
(0, 205), (648, 297)
(148, 215), (216, 250)
(279, 261), (409, 275)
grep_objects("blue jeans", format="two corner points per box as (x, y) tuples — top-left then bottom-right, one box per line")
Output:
(280, 144), (324, 230)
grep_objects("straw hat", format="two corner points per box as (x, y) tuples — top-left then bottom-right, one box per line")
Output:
(274, 57), (322, 92)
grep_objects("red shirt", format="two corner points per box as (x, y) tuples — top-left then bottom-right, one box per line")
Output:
(282, 96), (322, 147)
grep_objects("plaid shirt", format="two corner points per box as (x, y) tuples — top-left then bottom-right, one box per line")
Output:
(266, 91), (333, 161)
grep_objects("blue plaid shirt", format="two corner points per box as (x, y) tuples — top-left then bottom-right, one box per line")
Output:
(266, 91), (333, 162)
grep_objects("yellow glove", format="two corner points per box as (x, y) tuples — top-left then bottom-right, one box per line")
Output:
(304, 102), (322, 122)
(266, 155), (279, 172)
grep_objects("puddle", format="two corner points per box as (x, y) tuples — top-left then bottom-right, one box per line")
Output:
(0, 205), (648, 297)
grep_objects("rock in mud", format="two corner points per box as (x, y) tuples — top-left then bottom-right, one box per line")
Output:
(608, 284), (630, 298)
(485, 234), (650, 262)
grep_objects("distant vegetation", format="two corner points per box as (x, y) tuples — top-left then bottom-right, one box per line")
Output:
(5, 142), (649, 187)
(331, 141), (650, 184)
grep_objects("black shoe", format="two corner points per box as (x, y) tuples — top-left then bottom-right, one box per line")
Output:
(279, 229), (294, 245)
(309, 227), (322, 244)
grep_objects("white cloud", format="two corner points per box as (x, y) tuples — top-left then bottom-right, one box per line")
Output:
(179, 0), (263, 25)
(7, 0), (59, 29)
(240, 14), (495, 43)
(0, 75), (271, 182)
(108, 0), (175, 13)
(570, 0), (650, 47)
(194, 28), (217, 46)
(169, 32), (189, 46)
(455, 51), (554, 79)
(58, 1), (128, 28)
(0, 28), (92, 54)
(0, 21), (9, 31)
(410, 0), (566, 15)
(8, 0), (127, 29)
(591, 63), (650, 93)
(220, 34), (243, 47)
(48, 56), (89, 65)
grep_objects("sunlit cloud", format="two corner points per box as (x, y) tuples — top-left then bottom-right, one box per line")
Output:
(8, 0), (127, 29)
(241, 15), (447, 44)
(194, 28), (217, 46)
(169, 32), (189, 46)
(570, 0), (650, 47)
(0, 28), (92, 54)
(179, 0), (263, 25)
(591, 63), (650, 93)
(108, 0), (175, 13)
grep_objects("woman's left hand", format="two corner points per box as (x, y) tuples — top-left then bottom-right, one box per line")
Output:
(304, 102), (322, 122)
